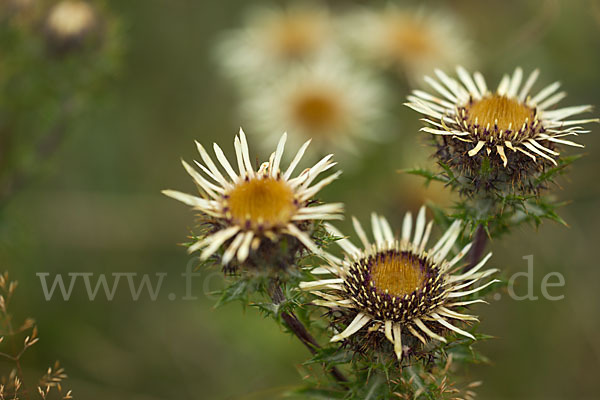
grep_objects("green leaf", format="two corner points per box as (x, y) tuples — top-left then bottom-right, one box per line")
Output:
(307, 347), (354, 365)
(401, 167), (449, 186)
(534, 154), (582, 186)
(214, 278), (250, 308)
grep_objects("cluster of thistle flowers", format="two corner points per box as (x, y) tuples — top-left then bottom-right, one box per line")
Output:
(163, 128), (499, 366)
(215, 3), (473, 163)
(168, 3), (597, 395)
(164, 63), (596, 393)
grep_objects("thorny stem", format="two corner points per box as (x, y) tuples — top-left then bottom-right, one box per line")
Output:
(267, 279), (348, 385)
(467, 224), (488, 271)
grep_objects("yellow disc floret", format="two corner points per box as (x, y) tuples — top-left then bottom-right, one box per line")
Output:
(226, 178), (297, 230)
(467, 95), (535, 133)
(371, 251), (427, 297)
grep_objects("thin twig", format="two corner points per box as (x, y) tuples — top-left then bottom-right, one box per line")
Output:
(0, 300), (30, 400)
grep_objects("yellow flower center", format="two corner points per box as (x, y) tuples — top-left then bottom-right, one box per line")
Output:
(467, 95), (534, 132)
(292, 90), (342, 132)
(269, 15), (322, 59)
(385, 17), (434, 60)
(371, 252), (426, 297)
(226, 178), (297, 230)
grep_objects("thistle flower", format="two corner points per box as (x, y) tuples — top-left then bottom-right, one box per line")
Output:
(242, 55), (387, 160)
(44, 0), (99, 51)
(300, 207), (497, 361)
(406, 67), (598, 194)
(216, 3), (336, 83)
(163, 129), (343, 268)
(341, 6), (472, 83)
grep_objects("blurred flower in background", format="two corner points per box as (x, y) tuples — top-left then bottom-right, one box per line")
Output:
(340, 5), (473, 84)
(44, 0), (99, 52)
(215, 2), (476, 167)
(241, 54), (388, 162)
(215, 3), (337, 85)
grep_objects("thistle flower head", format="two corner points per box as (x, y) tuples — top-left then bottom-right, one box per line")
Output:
(163, 129), (343, 270)
(406, 67), (598, 195)
(301, 207), (497, 361)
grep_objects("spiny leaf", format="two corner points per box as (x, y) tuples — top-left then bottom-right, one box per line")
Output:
(534, 154), (582, 186)
(401, 167), (449, 186)
(214, 279), (250, 308)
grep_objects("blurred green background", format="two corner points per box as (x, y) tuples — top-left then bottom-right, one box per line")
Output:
(1, 0), (599, 398)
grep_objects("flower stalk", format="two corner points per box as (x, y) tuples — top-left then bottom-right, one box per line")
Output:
(267, 279), (348, 385)
(468, 224), (489, 270)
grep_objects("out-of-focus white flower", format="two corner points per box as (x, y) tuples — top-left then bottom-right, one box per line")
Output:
(45, 0), (97, 42)
(242, 55), (388, 161)
(216, 3), (338, 84)
(340, 5), (473, 84)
